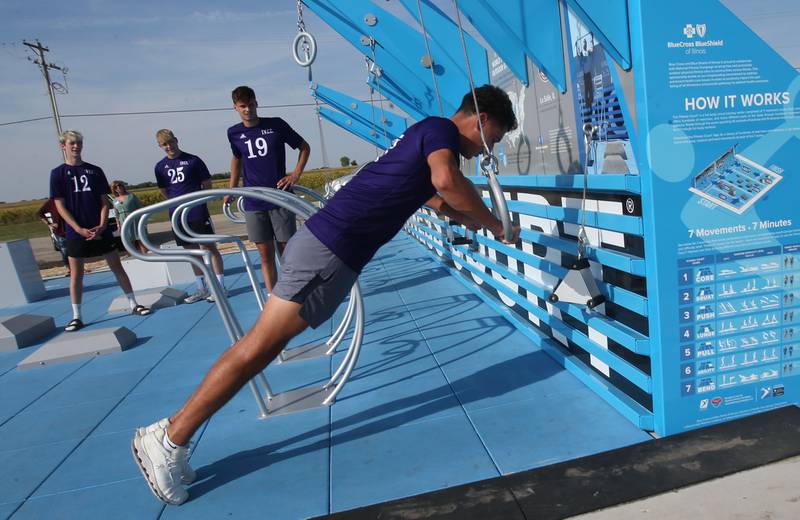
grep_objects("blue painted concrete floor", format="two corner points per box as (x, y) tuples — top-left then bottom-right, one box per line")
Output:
(0, 233), (651, 519)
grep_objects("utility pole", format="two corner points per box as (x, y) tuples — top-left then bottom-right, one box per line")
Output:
(23, 39), (68, 159)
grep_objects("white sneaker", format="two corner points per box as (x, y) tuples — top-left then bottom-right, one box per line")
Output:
(138, 418), (197, 484)
(184, 289), (210, 304)
(206, 288), (229, 303)
(131, 425), (189, 505)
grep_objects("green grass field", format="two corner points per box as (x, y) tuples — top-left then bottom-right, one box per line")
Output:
(0, 167), (353, 242)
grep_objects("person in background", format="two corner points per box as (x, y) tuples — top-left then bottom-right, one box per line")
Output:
(50, 129), (151, 332)
(155, 129), (226, 303)
(225, 85), (310, 293)
(109, 180), (147, 254)
(37, 197), (70, 273)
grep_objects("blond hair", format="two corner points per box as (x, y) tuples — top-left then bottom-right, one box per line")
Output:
(58, 129), (83, 144)
(156, 128), (176, 144)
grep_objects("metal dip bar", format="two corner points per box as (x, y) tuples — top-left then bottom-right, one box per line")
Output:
(122, 187), (365, 418)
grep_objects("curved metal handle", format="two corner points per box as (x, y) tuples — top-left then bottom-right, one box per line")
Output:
(173, 196), (225, 245)
(480, 154), (513, 242)
(290, 185), (328, 206)
(223, 196), (245, 223)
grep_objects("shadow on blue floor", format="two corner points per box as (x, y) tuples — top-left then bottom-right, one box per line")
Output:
(0, 237), (651, 520)
(187, 349), (557, 501)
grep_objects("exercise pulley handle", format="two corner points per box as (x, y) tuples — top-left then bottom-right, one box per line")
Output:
(480, 154), (513, 242)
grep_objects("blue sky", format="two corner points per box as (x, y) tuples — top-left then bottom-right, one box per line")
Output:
(0, 0), (405, 201)
(0, 0), (797, 202)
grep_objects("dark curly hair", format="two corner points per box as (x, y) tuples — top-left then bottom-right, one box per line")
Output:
(457, 84), (517, 132)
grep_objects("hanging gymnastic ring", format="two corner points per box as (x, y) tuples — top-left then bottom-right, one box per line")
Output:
(292, 31), (317, 67)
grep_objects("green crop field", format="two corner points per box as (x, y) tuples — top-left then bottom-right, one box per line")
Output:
(0, 167), (354, 242)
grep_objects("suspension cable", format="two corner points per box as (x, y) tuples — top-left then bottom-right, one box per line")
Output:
(451, 0), (514, 243)
(452, 0), (490, 158)
(416, 0), (444, 116)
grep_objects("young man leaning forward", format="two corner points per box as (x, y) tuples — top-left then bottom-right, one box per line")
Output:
(132, 85), (519, 505)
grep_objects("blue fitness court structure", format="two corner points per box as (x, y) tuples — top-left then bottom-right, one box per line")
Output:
(2, 0), (800, 518)
(2, 239), (798, 519)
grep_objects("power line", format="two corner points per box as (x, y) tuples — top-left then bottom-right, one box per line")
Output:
(0, 98), (392, 127)
(0, 116), (52, 127)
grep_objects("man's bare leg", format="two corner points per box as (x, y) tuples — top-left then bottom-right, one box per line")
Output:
(256, 241), (278, 292)
(167, 296), (308, 446)
(68, 256), (85, 305)
(104, 250), (135, 293)
(203, 243), (224, 275)
(276, 241), (287, 256)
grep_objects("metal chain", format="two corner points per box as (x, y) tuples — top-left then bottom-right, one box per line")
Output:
(296, 0), (306, 32)
(365, 56), (380, 155)
(369, 38), (391, 147)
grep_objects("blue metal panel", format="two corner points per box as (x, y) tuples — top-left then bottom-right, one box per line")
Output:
(366, 75), (427, 121)
(457, 1), (568, 92)
(493, 0), (567, 93)
(318, 106), (391, 149)
(454, 0), (529, 86)
(502, 199), (644, 236)
(406, 226), (655, 430)
(469, 236), (650, 355)
(416, 212), (648, 323)
(303, 0), (440, 117)
(565, 0), (632, 70)
(303, 0), (479, 117)
(517, 227), (647, 278)
(397, 0), (489, 91)
(408, 224), (654, 396)
(468, 174), (641, 193)
(451, 243), (651, 390)
(312, 83), (407, 141)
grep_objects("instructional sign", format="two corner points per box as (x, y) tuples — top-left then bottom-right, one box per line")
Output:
(638, 1), (799, 434)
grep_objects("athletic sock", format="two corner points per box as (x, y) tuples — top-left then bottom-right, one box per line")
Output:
(126, 293), (137, 311)
(216, 273), (225, 287)
(195, 276), (206, 293)
(162, 430), (179, 451)
(72, 304), (81, 320)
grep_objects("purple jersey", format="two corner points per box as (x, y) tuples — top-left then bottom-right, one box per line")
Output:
(155, 152), (212, 222)
(49, 162), (112, 241)
(306, 117), (460, 272)
(227, 117), (304, 211)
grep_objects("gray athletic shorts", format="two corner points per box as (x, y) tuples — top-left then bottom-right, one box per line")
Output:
(245, 208), (296, 243)
(272, 226), (358, 329)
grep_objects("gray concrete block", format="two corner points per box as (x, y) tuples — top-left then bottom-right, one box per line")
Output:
(0, 314), (56, 352)
(0, 240), (46, 307)
(17, 327), (137, 370)
(107, 287), (187, 314)
(121, 257), (195, 291)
